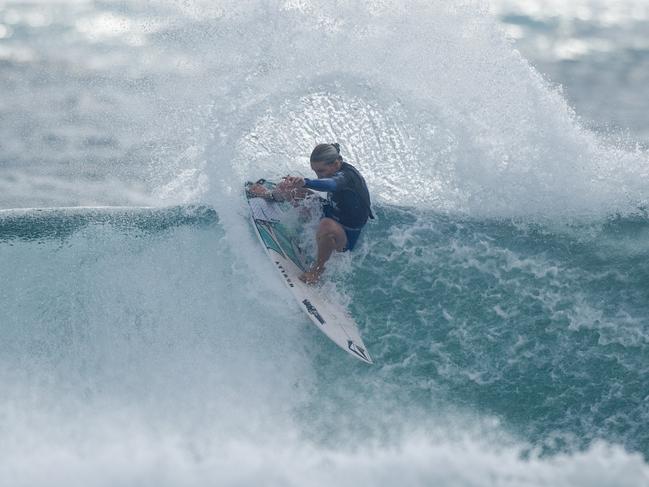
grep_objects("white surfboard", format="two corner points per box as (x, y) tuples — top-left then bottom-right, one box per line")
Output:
(245, 180), (373, 364)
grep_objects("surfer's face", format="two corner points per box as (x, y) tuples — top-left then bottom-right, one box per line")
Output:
(310, 159), (341, 179)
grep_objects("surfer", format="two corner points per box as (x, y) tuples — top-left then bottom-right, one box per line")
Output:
(250, 143), (373, 284)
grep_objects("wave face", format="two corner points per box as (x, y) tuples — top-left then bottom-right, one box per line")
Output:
(2, 0), (649, 485)
(2, 206), (649, 486)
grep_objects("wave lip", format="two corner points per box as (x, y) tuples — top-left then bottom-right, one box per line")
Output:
(0, 205), (218, 241)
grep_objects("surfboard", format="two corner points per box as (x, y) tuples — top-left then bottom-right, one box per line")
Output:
(244, 180), (373, 364)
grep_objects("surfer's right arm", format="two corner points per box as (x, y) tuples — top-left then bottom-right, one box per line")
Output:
(249, 180), (311, 202)
(283, 165), (349, 192)
(276, 177), (313, 201)
(302, 177), (339, 192)
(280, 174), (345, 193)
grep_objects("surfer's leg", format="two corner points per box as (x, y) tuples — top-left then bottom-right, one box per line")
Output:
(300, 218), (347, 284)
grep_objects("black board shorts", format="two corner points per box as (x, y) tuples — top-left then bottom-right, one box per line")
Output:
(342, 226), (362, 251)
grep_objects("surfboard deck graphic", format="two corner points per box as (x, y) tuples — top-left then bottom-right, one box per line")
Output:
(245, 180), (373, 364)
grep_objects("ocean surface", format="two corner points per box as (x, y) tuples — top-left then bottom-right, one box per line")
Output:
(2, 1), (649, 485)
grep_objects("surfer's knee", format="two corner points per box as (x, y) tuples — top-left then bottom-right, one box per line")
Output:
(317, 218), (342, 237)
(317, 218), (346, 250)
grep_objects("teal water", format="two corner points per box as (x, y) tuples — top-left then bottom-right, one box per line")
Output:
(2, 0), (649, 485)
(354, 208), (649, 455)
(1, 206), (649, 485)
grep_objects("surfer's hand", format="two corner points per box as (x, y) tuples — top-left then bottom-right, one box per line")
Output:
(279, 176), (304, 191)
(289, 176), (305, 187)
(249, 184), (270, 197)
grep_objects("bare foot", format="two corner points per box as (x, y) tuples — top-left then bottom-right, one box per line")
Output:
(299, 269), (322, 285)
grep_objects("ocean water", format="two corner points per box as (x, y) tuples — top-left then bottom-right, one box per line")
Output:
(2, 1), (649, 485)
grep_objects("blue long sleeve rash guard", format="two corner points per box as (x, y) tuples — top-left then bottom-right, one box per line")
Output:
(302, 162), (372, 229)
(303, 177), (339, 192)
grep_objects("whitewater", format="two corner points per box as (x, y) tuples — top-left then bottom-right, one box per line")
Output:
(1, 1), (649, 485)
